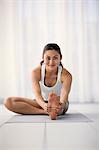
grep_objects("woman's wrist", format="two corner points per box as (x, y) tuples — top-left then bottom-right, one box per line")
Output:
(43, 102), (47, 111)
(38, 100), (47, 111)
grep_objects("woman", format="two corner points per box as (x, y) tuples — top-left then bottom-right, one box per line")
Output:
(4, 43), (72, 120)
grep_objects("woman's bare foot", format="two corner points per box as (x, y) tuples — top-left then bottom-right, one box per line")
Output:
(47, 93), (60, 120)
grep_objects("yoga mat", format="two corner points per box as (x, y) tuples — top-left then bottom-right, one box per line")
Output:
(6, 113), (92, 123)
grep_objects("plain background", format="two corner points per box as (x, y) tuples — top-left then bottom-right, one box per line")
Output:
(0, 0), (99, 103)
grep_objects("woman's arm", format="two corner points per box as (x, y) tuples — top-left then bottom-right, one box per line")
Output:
(60, 68), (72, 108)
(31, 67), (47, 111)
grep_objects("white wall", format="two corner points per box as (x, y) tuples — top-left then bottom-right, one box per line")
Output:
(0, 0), (99, 102)
(0, 1), (17, 99)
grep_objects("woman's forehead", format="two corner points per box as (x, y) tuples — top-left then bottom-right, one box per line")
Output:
(44, 50), (60, 56)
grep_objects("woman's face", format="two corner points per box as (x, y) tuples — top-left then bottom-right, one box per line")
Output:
(43, 50), (61, 71)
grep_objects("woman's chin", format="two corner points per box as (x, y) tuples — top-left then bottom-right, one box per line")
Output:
(48, 66), (57, 70)
(49, 65), (57, 68)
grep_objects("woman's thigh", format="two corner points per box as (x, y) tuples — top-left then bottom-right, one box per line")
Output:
(9, 97), (42, 109)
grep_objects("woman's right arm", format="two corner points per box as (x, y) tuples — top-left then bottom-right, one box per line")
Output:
(31, 67), (47, 111)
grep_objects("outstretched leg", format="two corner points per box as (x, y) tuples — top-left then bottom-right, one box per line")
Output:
(47, 93), (60, 120)
(4, 97), (48, 115)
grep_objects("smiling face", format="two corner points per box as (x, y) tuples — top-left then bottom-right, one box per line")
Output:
(43, 50), (61, 71)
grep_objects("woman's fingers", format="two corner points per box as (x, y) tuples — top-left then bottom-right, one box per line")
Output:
(47, 105), (62, 114)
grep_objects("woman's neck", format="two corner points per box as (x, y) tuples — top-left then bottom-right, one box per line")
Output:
(45, 67), (58, 76)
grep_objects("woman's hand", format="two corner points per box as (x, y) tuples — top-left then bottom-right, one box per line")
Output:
(47, 93), (63, 114)
(43, 102), (48, 112)
(55, 102), (62, 114)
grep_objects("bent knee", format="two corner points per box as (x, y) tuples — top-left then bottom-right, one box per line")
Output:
(4, 97), (14, 111)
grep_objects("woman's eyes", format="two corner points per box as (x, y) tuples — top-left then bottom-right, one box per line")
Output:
(46, 57), (58, 60)
(54, 57), (58, 60)
(47, 57), (51, 60)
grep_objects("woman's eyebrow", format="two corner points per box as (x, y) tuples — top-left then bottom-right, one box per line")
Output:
(46, 55), (59, 57)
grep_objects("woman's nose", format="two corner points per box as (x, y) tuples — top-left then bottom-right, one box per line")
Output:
(49, 59), (54, 64)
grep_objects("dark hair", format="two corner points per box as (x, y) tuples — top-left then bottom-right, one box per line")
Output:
(40, 43), (63, 67)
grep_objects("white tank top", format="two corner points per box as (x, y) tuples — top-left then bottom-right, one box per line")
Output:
(39, 63), (62, 101)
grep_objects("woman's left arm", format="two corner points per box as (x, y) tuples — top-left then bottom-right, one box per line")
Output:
(60, 69), (72, 108)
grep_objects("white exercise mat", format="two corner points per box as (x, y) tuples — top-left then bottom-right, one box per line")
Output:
(6, 113), (92, 123)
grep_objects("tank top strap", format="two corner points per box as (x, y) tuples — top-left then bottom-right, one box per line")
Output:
(57, 65), (62, 82)
(41, 63), (45, 83)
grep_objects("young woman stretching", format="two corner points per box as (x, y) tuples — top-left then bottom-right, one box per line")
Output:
(4, 43), (72, 120)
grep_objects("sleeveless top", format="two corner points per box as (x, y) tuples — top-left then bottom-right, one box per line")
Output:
(39, 63), (62, 101)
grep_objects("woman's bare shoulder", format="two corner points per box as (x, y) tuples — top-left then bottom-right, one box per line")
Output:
(32, 65), (41, 72)
(32, 65), (41, 81)
(61, 67), (72, 82)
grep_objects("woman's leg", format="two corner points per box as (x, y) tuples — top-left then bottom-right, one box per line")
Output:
(4, 97), (48, 115)
(47, 93), (60, 120)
